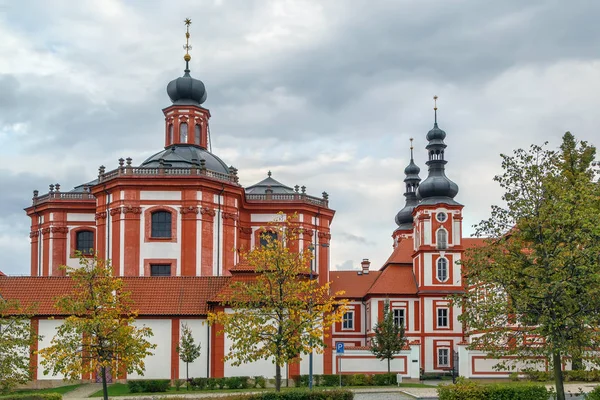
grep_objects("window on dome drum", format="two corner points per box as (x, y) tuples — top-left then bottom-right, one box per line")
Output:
(437, 308), (449, 328)
(169, 124), (174, 144)
(438, 348), (450, 367)
(342, 311), (354, 330)
(194, 124), (201, 145)
(151, 211), (172, 238)
(150, 264), (171, 276)
(259, 231), (277, 247)
(393, 308), (405, 328)
(437, 258), (448, 282)
(437, 229), (448, 249)
(76, 230), (94, 254)
(180, 122), (188, 143)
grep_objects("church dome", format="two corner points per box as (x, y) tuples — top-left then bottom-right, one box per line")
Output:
(140, 144), (229, 174)
(404, 158), (420, 177)
(167, 71), (207, 105)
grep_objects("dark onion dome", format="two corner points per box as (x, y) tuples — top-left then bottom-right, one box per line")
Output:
(246, 171), (295, 195)
(167, 68), (207, 105)
(140, 144), (229, 175)
(395, 142), (421, 229)
(416, 117), (460, 206)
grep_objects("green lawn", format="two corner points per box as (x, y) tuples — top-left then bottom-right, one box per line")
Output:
(15, 384), (83, 395)
(90, 383), (430, 397)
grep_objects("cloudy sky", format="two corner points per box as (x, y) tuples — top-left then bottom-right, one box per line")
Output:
(1, 0), (599, 275)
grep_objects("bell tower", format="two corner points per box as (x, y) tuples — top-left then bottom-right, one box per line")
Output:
(163, 18), (211, 149)
(393, 138), (421, 247)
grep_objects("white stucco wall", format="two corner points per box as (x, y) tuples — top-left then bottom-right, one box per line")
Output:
(129, 319), (172, 379)
(223, 332), (277, 377)
(37, 319), (67, 380)
(178, 319), (209, 379)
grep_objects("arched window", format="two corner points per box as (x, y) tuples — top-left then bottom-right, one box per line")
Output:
(168, 124), (174, 144)
(194, 124), (201, 145)
(437, 229), (448, 249)
(76, 230), (94, 254)
(180, 122), (188, 143)
(151, 211), (172, 238)
(437, 258), (448, 282)
(259, 231), (278, 247)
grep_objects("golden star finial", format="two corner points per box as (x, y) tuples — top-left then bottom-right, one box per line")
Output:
(183, 18), (192, 63)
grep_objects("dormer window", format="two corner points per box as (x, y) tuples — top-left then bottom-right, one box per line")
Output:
(195, 124), (201, 145)
(180, 122), (188, 143)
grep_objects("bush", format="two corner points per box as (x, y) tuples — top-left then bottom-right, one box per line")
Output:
(586, 386), (600, 400)
(206, 378), (219, 390)
(254, 376), (267, 389)
(174, 379), (185, 391)
(564, 370), (600, 382)
(190, 377), (207, 390)
(320, 375), (339, 387)
(225, 377), (250, 389)
(524, 370), (551, 382)
(372, 373), (396, 386)
(226, 389), (354, 400)
(0, 395), (62, 400)
(438, 378), (548, 400)
(127, 379), (171, 393)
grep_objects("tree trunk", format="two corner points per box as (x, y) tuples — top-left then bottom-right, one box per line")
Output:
(553, 350), (565, 400)
(387, 358), (391, 374)
(186, 362), (189, 390)
(101, 366), (109, 400)
(275, 364), (281, 392)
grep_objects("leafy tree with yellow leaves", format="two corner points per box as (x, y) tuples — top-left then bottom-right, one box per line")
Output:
(0, 299), (39, 393)
(39, 254), (156, 400)
(208, 215), (347, 391)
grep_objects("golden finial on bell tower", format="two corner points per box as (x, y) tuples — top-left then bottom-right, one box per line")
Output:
(433, 95), (439, 124)
(183, 18), (192, 65)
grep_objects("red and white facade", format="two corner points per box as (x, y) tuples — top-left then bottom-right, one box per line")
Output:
(0, 57), (496, 381)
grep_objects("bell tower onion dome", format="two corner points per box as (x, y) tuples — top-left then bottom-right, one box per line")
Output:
(395, 138), (421, 230)
(415, 96), (460, 205)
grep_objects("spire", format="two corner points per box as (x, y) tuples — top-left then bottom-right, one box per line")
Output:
(415, 96), (460, 205)
(166, 18), (207, 105)
(183, 18), (192, 73)
(395, 138), (422, 229)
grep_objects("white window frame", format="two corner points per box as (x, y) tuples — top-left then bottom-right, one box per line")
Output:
(342, 311), (354, 330)
(438, 348), (450, 367)
(437, 308), (449, 328)
(393, 308), (406, 329)
(437, 257), (449, 282)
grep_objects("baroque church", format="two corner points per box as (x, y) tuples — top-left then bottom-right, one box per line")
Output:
(0, 26), (505, 382)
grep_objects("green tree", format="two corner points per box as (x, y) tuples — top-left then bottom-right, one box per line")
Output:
(38, 254), (156, 400)
(453, 133), (600, 400)
(176, 323), (201, 390)
(208, 215), (348, 392)
(0, 299), (39, 393)
(370, 300), (407, 373)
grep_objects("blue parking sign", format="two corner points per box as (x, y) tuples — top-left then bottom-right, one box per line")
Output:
(336, 342), (344, 354)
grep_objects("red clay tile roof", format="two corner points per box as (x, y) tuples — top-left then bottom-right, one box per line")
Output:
(0, 271), (5, 277)
(330, 270), (380, 299)
(381, 238), (414, 269)
(367, 265), (418, 296)
(0, 276), (230, 316)
(462, 237), (487, 250)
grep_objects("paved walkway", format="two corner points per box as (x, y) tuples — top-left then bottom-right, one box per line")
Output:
(62, 383), (102, 399)
(58, 382), (600, 400)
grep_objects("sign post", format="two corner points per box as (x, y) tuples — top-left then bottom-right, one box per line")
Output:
(336, 343), (344, 387)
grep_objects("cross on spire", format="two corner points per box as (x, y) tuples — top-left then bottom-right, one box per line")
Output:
(183, 18), (192, 70)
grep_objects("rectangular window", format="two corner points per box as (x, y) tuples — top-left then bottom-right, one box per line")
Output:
(150, 264), (171, 276)
(342, 311), (354, 330)
(437, 308), (449, 328)
(438, 348), (450, 367)
(151, 211), (172, 238)
(393, 308), (405, 329)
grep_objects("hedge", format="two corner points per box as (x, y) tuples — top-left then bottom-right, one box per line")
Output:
(438, 379), (548, 400)
(209, 389), (354, 400)
(188, 377), (252, 390)
(127, 379), (171, 393)
(293, 373), (397, 387)
(0, 395), (62, 400)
